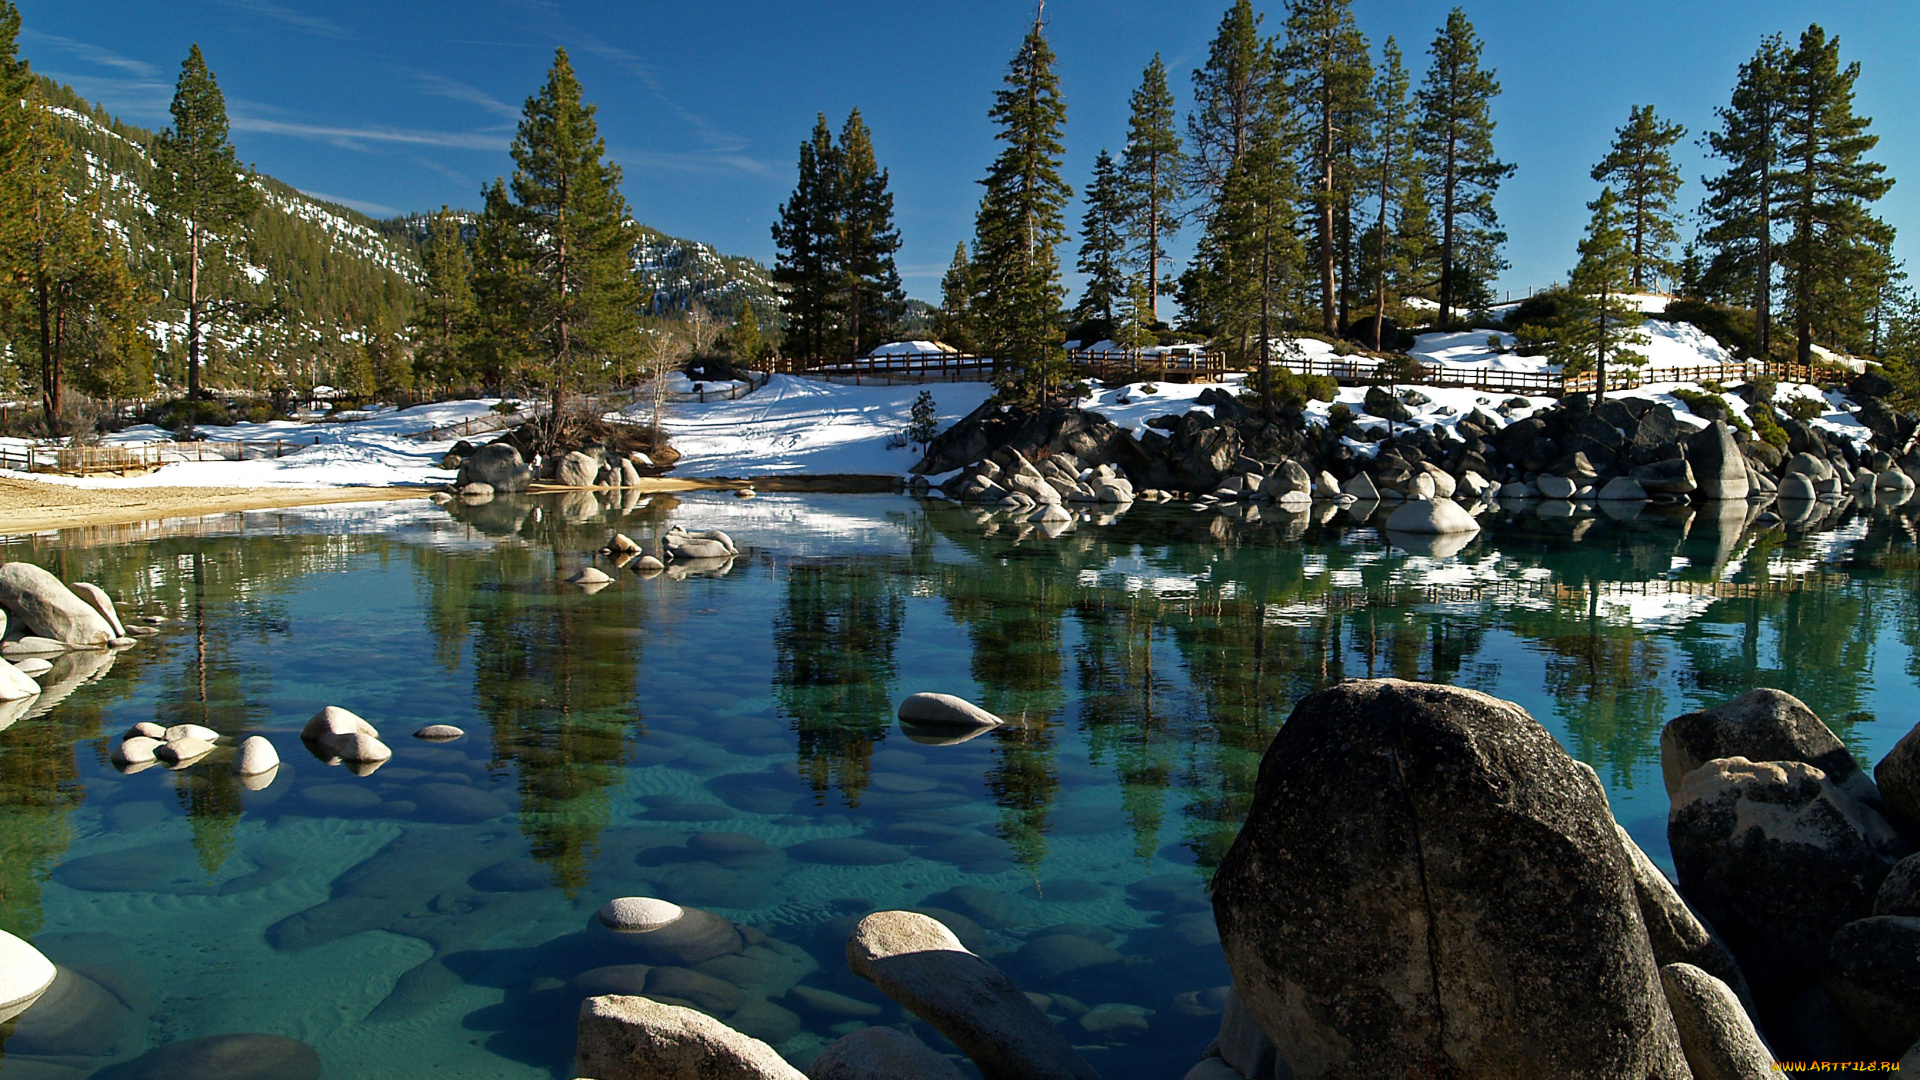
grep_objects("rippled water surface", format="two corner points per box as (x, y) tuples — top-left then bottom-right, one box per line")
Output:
(0, 490), (1916, 1078)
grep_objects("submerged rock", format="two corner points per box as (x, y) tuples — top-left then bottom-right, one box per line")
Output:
(1212, 679), (1689, 1079)
(808, 1024), (967, 1080)
(86, 1033), (321, 1080)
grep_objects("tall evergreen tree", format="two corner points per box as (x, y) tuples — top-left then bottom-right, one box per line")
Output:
(1591, 105), (1686, 292)
(409, 207), (473, 390)
(1359, 36), (1419, 349)
(1778, 24), (1894, 364)
(151, 44), (259, 401)
(1520, 190), (1647, 400)
(971, 12), (1072, 403)
(464, 179), (527, 395)
(772, 115), (838, 362)
(1186, 0), (1270, 212)
(830, 109), (904, 356)
(1119, 54), (1183, 321)
(934, 241), (976, 351)
(1280, 0), (1372, 335)
(504, 48), (642, 412)
(0, 2), (35, 305)
(1415, 8), (1512, 323)
(1075, 149), (1128, 325)
(1700, 34), (1789, 356)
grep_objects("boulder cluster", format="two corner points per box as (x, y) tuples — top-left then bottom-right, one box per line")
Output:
(917, 378), (1920, 540)
(445, 434), (655, 500)
(0, 562), (153, 724)
(567, 525), (742, 591)
(563, 680), (1920, 1080)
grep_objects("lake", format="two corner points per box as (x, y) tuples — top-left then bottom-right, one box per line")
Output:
(0, 490), (1913, 1078)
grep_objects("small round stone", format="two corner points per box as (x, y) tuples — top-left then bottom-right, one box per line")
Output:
(413, 724), (466, 740)
(598, 896), (685, 932)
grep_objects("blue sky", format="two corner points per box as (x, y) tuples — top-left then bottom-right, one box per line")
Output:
(17, 0), (1920, 310)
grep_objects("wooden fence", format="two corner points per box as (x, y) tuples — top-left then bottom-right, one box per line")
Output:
(782, 348), (1229, 385)
(1272, 355), (1774, 398)
(0, 439), (300, 476)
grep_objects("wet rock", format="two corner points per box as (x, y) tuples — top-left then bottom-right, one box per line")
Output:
(0, 562), (114, 646)
(1536, 473), (1576, 499)
(1880, 721), (1920, 840)
(303, 705), (379, 742)
(568, 566), (613, 585)
(125, 722), (166, 740)
(414, 724), (465, 740)
(300, 784), (382, 812)
(1632, 457), (1697, 495)
(923, 884), (1028, 929)
(594, 902), (746, 965)
(1213, 986), (1279, 1079)
(1877, 854), (1920, 916)
(0, 656), (41, 701)
(233, 735), (280, 776)
(87, 1033), (321, 1080)
(1598, 475), (1648, 501)
(155, 736), (214, 764)
(1077, 1002), (1151, 1037)
(1778, 472), (1818, 501)
(164, 723), (220, 743)
(470, 858), (551, 893)
(646, 964), (747, 1014)
(456, 442), (532, 493)
(846, 910), (1100, 1080)
(328, 731), (393, 764)
(1660, 963), (1773, 1080)
(575, 994), (805, 1080)
(112, 736), (162, 766)
(1212, 679), (1689, 1080)
(1662, 688), (1880, 809)
(788, 838), (910, 866)
(1688, 421), (1751, 501)
(807, 1025), (967, 1080)
(897, 692), (1004, 730)
(558, 450), (603, 487)
(0, 929), (54, 1024)
(1383, 496), (1480, 535)
(570, 963), (654, 997)
(1339, 472), (1380, 501)
(785, 984), (881, 1019)
(69, 581), (126, 638)
(601, 896), (689, 932)
(1823, 916), (1920, 1056)
(1669, 757), (1908, 999)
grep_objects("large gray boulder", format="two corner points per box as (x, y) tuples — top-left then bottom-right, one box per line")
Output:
(1823, 916), (1920, 1056)
(807, 1025), (966, 1080)
(558, 450), (602, 488)
(1877, 854), (1920, 916)
(1659, 963), (1773, 1080)
(1879, 722), (1920, 842)
(69, 582), (126, 638)
(0, 929), (54, 1023)
(1383, 497), (1481, 536)
(1687, 421), (1751, 501)
(1617, 825), (1755, 1015)
(1632, 457), (1698, 495)
(575, 994), (805, 1080)
(1669, 757), (1910, 1000)
(845, 910), (1099, 1080)
(0, 563), (114, 647)
(1211, 679), (1689, 1080)
(1597, 476), (1648, 502)
(1662, 689), (1881, 810)
(455, 442), (533, 493)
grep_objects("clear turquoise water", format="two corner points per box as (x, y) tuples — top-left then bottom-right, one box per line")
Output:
(0, 491), (1914, 1078)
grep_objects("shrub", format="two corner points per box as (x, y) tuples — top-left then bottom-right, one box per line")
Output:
(1505, 289), (1567, 331)
(1657, 298), (1759, 358)
(1327, 402), (1356, 431)
(1749, 404), (1790, 448)
(1781, 395), (1826, 422)
(1486, 333), (1506, 354)
(1747, 372), (1778, 405)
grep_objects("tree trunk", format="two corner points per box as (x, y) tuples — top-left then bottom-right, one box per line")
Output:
(1440, 142), (1458, 325)
(1373, 159), (1390, 351)
(37, 271), (59, 436)
(187, 223), (203, 402)
(1147, 156), (1160, 322)
(1317, 56), (1337, 337)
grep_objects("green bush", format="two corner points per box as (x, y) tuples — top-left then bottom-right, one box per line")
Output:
(1747, 372), (1778, 405)
(1327, 402), (1356, 431)
(1504, 289), (1567, 331)
(1781, 395), (1826, 422)
(1657, 299), (1760, 357)
(1749, 404), (1790, 448)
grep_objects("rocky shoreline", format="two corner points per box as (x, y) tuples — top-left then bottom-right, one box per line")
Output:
(912, 376), (1919, 542)
(564, 681), (1920, 1079)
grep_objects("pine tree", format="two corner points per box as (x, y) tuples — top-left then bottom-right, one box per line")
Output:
(1075, 149), (1127, 325)
(971, 12), (1072, 404)
(1520, 189), (1647, 400)
(729, 303), (765, 364)
(1280, 0), (1372, 335)
(505, 48), (642, 412)
(0, 2), (36, 307)
(935, 242), (976, 351)
(1700, 34), (1789, 356)
(1359, 36), (1419, 349)
(1415, 8), (1512, 323)
(464, 179), (527, 396)
(1186, 0), (1271, 211)
(409, 207), (473, 391)
(831, 109), (904, 356)
(772, 114), (838, 362)
(151, 44), (260, 401)
(1591, 105), (1685, 292)
(1120, 54), (1183, 322)
(1778, 24), (1894, 364)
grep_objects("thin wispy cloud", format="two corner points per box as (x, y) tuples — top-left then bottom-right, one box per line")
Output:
(413, 73), (521, 125)
(233, 115), (506, 152)
(208, 0), (351, 39)
(21, 29), (158, 77)
(299, 189), (401, 217)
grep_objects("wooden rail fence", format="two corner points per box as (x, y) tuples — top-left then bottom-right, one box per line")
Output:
(781, 348), (1229, 385)
(0, 439), (300, 476)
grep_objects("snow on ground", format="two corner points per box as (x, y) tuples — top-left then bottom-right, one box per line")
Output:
(869, 340), (955, 356)
(1408, 320), (1733, 376)
(665, 371), (750, 393)
(658, 375), (992, 477)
